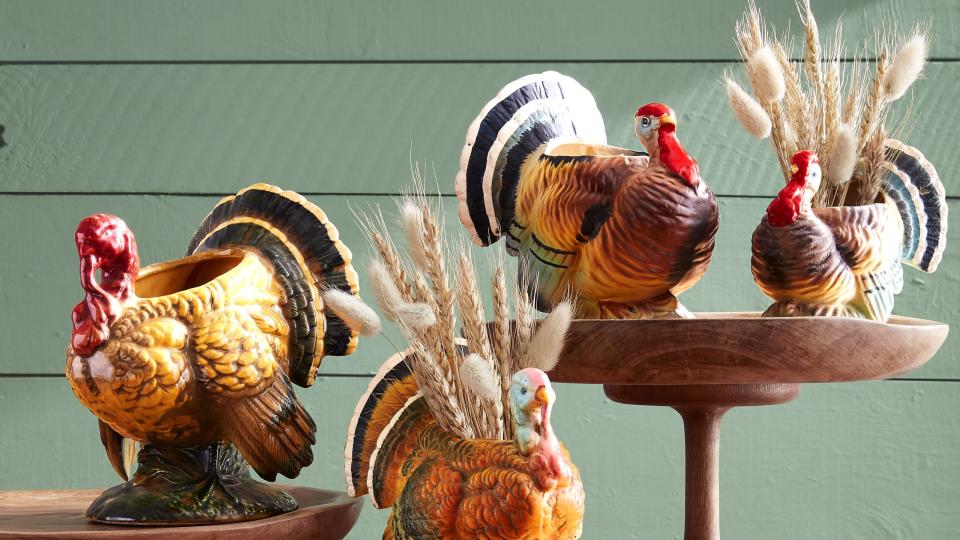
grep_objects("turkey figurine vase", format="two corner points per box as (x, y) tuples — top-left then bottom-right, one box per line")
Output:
(345, 352), (586, 539)
(751, 150), (948, 322)
(455, 71), (719, 319)
(65, 184), (365, 525)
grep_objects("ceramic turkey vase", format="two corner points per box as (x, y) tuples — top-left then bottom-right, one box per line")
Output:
(66, 183), (368, 524)
(723, 4), (947, 321)
(345, 196), (585, 539)
(456, 71), (719, 319)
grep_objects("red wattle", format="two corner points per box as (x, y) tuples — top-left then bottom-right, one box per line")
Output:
(71, 300), (110, 357)
(70, 214), (140, 357)
(657, 126), (701, 186)
(767, 179), (805, 227)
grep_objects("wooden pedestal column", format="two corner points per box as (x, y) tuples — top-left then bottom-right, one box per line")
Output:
(604, 384), (801, 540)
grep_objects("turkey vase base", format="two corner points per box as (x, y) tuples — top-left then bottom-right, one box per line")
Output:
(87, 443), (297, 526)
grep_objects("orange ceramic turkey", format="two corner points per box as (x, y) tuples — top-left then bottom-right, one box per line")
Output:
(752, 149), (947, 320)
(66, 183), (361, 523)
(345, 353), (584, 539)
(456, 71), (719, 318)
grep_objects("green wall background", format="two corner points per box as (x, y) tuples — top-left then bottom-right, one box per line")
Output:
(0, 1), (957, 537)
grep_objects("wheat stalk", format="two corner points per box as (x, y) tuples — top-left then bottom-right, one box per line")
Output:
(454, 250), (503, 438)
(512, 277), (536, 372)
(729, 3), (929, 208)
(491, 263), (514, 437)
(358, 177), (576, 441)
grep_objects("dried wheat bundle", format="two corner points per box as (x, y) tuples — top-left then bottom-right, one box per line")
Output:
(727, 0), (929, 207)
(356, 177), (573, 441)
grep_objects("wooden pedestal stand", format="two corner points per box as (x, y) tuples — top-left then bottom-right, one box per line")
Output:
(547, 313), (949, 540)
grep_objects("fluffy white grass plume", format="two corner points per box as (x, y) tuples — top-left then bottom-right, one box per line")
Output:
(826, 124), (858, 186)
(525, 300), (574, 373)
(460, 353), (499, 402)
(747, 45), (786, 102)
(883, 32), (928, 102)
(367, 260), (404, 315)
(401, 200), (428, 269)
(725, 77), (772, 139)
(321, 289), (382, 336)
(394, 302), (437, 330)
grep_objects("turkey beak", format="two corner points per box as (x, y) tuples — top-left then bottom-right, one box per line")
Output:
(535, 386), (553, 405)
(659, 113), (676, 126)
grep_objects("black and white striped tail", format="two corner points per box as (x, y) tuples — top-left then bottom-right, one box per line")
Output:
(188, 183), (360, 387)
(882, 139), (948, 272)
(343, 349), (418, 499)
(455, 71), (606, 247)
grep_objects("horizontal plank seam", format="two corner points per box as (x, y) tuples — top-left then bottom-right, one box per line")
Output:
(0, 58), (958, 66)
(1, 373), (958, 382)
(2, 192), (959, 201)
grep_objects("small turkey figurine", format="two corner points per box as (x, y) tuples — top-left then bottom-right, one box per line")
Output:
(456, 71), (719, 318)
(66, 183), (363, 523)
(752, 149), (947, 320)
(345, 354), (584, 539)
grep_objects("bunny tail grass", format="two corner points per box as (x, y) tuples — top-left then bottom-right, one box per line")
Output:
(827, 124), (858, 181)
(394, 302), (437, 330)
(883, 32), (928, 102)
(525, 300), (574, 373)
(368, 260), (405, 316)
(460, 354), (500, 402)
(747, 46), (786, 103)
(322, 289), (381, 337)
(401, 200), (429, 270)
(725, 76), (772, 139)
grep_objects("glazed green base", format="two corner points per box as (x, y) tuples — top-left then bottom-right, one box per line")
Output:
(87, 443), (297, 526)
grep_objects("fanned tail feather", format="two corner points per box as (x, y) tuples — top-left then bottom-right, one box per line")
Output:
(881, 140), (948, 272)
(858, 259), (904, 322)
(456, 71), (606, 246)
(188, 183), (360, 387)
(344, 349), (423, 502)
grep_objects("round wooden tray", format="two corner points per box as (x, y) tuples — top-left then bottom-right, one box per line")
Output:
(544, 312), (949, 540)
(548, 312), (949, 385)
(0, 486), (363, 539)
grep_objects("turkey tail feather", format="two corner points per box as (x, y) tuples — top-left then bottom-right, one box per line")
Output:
(366, 394), (434, 509)
(881, 140), (948, 272)
(344, 349), (421, 501)
(456, 71), (606, 246)
(188, 183), (360, 387)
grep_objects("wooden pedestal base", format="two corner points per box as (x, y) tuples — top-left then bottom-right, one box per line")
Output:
(604, 384), (800, 540)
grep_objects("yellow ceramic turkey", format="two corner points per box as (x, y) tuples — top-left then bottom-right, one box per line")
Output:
(66, 183), (361, 524)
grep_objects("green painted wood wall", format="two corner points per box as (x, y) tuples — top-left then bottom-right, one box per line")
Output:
(0, 1), (957, 537)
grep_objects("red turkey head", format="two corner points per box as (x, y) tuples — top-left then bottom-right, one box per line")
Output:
(634, 102), (676, 152)
(635, 102), (701, 187)
(767, 150), (821, 227)
(70, 214), (140, 357)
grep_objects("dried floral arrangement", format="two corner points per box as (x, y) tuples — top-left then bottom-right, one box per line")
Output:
(325, 186), (574, 441)
(725, 0), (930, 207)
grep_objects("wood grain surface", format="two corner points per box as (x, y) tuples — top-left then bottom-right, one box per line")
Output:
(0, 63), (955, 196)
(0, 486), (363, 539)
(0, 0), (956, 61)
(549, 314), (948, 384)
